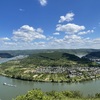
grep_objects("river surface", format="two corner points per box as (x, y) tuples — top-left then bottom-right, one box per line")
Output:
(0, 76), (100, 100)
(0, 58), (100, 100)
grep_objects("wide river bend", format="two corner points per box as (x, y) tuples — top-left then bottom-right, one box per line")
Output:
(0, 58), (100, 100)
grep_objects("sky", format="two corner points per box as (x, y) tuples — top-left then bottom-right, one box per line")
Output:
(0, 0), (100, 50)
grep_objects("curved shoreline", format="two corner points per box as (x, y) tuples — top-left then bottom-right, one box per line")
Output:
(1, 73), (100, 84)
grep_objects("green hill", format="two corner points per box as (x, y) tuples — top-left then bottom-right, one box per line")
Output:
(0, 49), (99, 56)
(84, 51), (100, 59)
(0, 53), (13, 58)
(0, 52), (99, 83)
(31, 52), (81, 61)
(20, 52), (92, 67)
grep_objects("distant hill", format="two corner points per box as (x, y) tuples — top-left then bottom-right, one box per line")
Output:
(0, 49), (99, 56)
(84, 51), (100, 59)
(30, 52), (81, 61)
(0, 53), (13, 58)
(20, 51), (92, 67)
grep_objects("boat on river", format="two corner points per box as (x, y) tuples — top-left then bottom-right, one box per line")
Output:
(3, 82), (16, 87)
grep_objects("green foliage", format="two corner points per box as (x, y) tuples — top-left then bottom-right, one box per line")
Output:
(0, 51), (100, 83)
(13, 89), (100, 100)
(1, 51), (97, 69)
(13, 89), (83, 100)
(19, 52), (94, 67)
(95, 93), (100, 98)
(14, 89), (52, 100)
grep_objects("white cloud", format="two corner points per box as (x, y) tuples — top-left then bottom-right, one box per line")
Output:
(37, 28), (44, 33)
(1, 11), (100, 50)
(56, 23), (85, 34)
(46, 36), (54, 40)
(1, 35), (100, 50)
(12, 25), (46, 42)
(78, 30), (94, 35)
(64, 35), (81, 40)
(0, 37), (10, 41)
(93, 38), (100, 44)
(39, 0), (47, 6)
(4, 42), (17, 46)
(34, 42), (45, 47)
(53, 32), (60, 35)
(19, 8), (24, 12)
(59, 12), (74, 23)
(53, 38), (63, 43)
(63, 35), (84, 44)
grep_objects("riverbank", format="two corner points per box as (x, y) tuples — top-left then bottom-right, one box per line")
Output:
(0, 51), (100, 83)
(0, 66), (100, 83)
(0, 72), (100, 84)
(1, 75), (100, 100)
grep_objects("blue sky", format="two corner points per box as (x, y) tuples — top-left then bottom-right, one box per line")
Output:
(0, 0), (100, 50)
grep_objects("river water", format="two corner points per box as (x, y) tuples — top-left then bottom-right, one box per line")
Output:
(0, 58), (100, 100)
(0, 76), (100, 100)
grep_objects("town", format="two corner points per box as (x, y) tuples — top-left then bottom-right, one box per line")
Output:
(35, 66), (100, 79)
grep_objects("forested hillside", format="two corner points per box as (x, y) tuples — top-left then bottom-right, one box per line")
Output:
(84, 51), (100, 59)
(0, 53), (13, 58)
(20, 52), (93, 67)
(0, 49), (99, 56)
(0, 52), (100, 83)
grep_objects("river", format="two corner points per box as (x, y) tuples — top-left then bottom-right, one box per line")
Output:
(0, 58), (100, 100)
(0, 76), (100, 100)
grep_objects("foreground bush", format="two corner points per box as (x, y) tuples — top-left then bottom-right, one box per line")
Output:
(13, 89), (83, 100)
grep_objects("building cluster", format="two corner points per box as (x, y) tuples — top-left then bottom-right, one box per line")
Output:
(89, 58), (100, 63)
(35, 66), (100, 78)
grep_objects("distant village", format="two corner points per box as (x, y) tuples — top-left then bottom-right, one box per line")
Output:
(35, 66), (100, 79)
